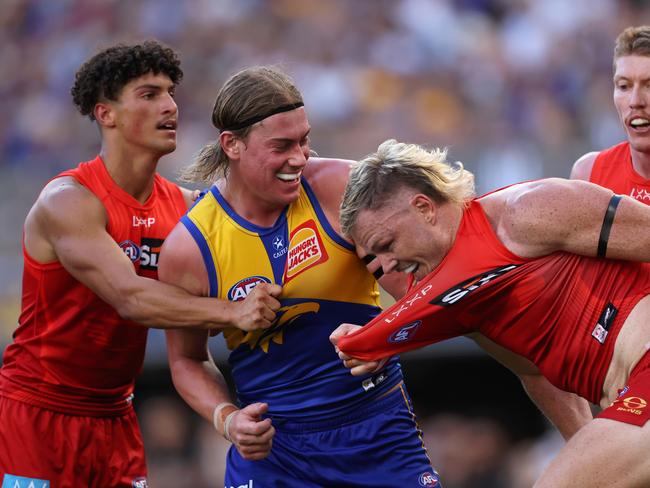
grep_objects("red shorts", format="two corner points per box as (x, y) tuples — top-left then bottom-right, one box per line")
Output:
(597, 351), (650, 427)
(0, 396), (148, 488)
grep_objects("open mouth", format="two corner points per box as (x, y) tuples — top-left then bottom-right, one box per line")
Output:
(157, 120), (177, 130)
(402, 263), (418, 274)
(276, 172), (301, 182)
(630, 117), (650, 130)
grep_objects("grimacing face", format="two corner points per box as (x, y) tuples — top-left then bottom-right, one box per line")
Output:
(351, 194), (438, 282)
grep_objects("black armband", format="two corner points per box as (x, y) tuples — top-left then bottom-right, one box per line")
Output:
(597, 194), (622, 258)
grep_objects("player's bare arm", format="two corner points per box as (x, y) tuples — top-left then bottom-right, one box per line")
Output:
(159, 223), (283, 331)
(160, 223), (276, 460)
(485, 178), (650, 260)
(26, 177), (260, 329)
(468, 333), (593, 440)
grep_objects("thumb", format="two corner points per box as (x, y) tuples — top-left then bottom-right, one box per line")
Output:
(268, 284), (283, 297)
(243, 402), (269, 420)
(329, 323), (357, 346)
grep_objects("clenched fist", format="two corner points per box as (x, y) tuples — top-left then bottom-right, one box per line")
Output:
(232, 282), (282, 331)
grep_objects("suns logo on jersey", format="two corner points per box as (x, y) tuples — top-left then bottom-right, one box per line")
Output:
(228, 276), (272, 301)
(283, 220), (328, 282)
(224, 302), (320, 352)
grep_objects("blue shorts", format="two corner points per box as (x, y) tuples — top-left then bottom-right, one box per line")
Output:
(224, 384), (442, 487)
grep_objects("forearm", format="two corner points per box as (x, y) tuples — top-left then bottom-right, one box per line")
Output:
(116, 277), (235, 329)
(520, 373), (593, 440)
(169, 355), (234, 424)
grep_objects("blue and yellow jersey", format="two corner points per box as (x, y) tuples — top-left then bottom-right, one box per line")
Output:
(182, 179), (402, 420)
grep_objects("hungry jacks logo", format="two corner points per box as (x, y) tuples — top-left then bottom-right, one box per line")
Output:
(283, 220), (328, 282)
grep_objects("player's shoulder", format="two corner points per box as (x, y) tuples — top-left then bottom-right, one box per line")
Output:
(570, 151), (600, 181)
(31, 175), (106, 231)
(39, 175), (99, 209)
(303, 157), (353, 206)
(303, 157), (353, 180)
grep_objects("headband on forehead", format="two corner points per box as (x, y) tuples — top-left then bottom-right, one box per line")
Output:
(220, 102), (304, 132)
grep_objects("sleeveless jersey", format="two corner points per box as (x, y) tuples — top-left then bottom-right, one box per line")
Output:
(337, 200), (650, 404)
(591, 141), (650, 202)
(0, 156), (186, 416)
(182, 179), (402, 420)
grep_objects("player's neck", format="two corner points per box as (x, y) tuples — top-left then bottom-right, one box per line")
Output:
(99, 147), (160, 203)
(630, 150), (650, 180)
(217, 179), (285, 228)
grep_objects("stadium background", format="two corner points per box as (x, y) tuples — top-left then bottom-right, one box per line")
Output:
(1, 0), (648, 486)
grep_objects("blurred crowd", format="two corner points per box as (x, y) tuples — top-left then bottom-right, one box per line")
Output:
(1, 0), (648, 486)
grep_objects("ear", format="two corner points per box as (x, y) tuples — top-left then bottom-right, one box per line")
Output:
(409, 194), (436, 223)
(94, 102), (115, 128)
(220, 131), (241, 159)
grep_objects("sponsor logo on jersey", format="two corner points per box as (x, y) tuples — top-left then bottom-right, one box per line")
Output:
(119, 240), (141, 262)
(591, 302), (617, 345)
(389, 321), (421, 343)
(1, 475), (49, 488)
(118, 238), (164, 270)
(131, 478), (148, 488)
(132, 216), (156, 227)
(284, 220), (328, 282)
(362, 370), (389, 391)
(630, 188), (650, 202)
(614, 396), (647, 416)
(419, 471), (440, 487)
(272, 234), (287, 259)
(140, 238), (164, 271)
(228, 276), (272, 302)
(430, 265), (519, 306)
(225, 481), (254, 488)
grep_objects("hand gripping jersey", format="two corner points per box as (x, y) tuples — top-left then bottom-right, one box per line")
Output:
(337, 200), (650, 405)
(591, 141), (650, 201)
(182, 179), (402, 420)
(0, 156), (186, 416)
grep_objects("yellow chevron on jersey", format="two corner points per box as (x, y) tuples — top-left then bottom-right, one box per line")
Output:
(181, 180), (381, 352)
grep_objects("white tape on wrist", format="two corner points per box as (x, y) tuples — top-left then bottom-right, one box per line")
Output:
(224, 410), (237, 442)
(212, 402), (236, 434)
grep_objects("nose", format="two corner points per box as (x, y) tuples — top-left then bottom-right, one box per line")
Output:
(629, 85), (647, 108)
(287, 144), (308, 168)
(378, 255), (398, 274)
(163, 92), (178, 114)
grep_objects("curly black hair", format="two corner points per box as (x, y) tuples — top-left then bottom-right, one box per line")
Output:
(71, 40), (183, 120)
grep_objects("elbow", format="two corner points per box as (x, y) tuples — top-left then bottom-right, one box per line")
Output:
(114, 293), (151, 326)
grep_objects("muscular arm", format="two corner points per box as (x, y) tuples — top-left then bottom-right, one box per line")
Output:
(468, 333), (592, 440)
(487, 178), (650, 261)
(160, 222), (276, 458)
(24, 177), (238, 329)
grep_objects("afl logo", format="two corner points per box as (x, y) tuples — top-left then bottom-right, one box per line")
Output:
(228, 276), (272, 302)
(389, 321), (421, 343)
(419, 471), (440, 487)
(119, 240), (141, 262)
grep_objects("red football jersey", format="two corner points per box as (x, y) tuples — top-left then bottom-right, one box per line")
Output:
(0, 156), (186, 415)
(337, 199), (650, 404)
(590, 141), (650, 202)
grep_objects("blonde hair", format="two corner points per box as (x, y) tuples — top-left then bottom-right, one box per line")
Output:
(180, 65), (304, 184)
(340, 139), (475, 237)
(614, 26), (650, 68)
